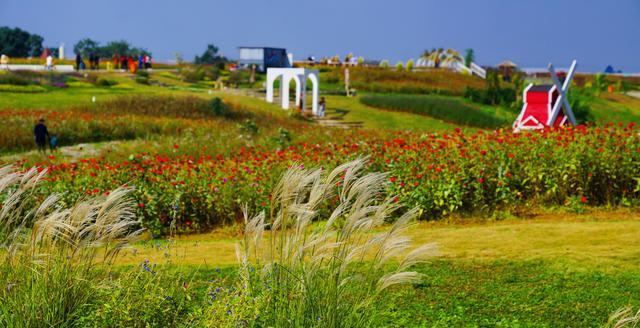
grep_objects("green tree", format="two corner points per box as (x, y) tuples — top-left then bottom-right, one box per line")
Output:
(0, 26), (43, 57)
(406, 59), (414, 71)
(194, 44), (227, 67)
(485, 70), (501, 105)
(73, 38), (100, 57)
(101, 40), (131, 57)
(464, 48), (475, 67)
(379, 59), (390, 68)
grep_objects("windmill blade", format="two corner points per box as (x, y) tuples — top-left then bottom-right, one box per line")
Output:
(562, 60), (578, 92)
(547, 61), (578, 126)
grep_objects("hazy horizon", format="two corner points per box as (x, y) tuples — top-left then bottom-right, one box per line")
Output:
(1, 0), (639, 72)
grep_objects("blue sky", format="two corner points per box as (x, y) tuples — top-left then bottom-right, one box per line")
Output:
(1, 0), (638, 72)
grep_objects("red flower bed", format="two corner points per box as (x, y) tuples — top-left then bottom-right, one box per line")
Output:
(30, 123), (640, 236)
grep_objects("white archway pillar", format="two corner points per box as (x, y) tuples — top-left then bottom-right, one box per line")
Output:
(281, 76), (291, 109)
(266, 68), (320, 114)
(266, 73), (279, 103)
(308, 72), (319, 115)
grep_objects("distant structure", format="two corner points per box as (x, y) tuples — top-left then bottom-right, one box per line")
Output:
(497, 60), (517, 81)
(238, 47), (291, 72)
(415, 48), (486, 78)
(513, 60), (577, 132)
(604, 65), (622, 74)
(266, 67), (320, 115)
(59, 43), (65, 60)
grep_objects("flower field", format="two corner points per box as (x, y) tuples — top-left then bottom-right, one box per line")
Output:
(24, 123), (640, 236)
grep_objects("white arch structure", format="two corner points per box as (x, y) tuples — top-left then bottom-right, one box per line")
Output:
(266, 68), (320, 115)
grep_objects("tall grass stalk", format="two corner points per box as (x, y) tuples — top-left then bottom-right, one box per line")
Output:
(607, 307), (640, 328)
(0, 165), (142, 327)
(207, 158), (437, 327)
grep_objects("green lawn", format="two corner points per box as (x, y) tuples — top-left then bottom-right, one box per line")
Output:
(324, 95), (459, 131)
(116, 211), (640, 327)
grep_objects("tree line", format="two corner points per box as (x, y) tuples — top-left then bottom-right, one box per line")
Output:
(73, 38), (151, 59)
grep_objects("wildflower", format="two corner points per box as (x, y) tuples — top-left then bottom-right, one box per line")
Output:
(580, 196), (587, 204)
(138, 203), (145, 208)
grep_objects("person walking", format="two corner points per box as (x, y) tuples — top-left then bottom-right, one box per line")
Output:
(34, 118), (50, 153)
(138, 54), (144, 69)
(75, 53), (83, 71)
(49, 134), (59, 152)
(113, 53), (120, 70)
(1, 54), (10, 70)
(45, 55), (53, 71)
(318, 97), (326, 117)
(120, 55), (127, 70)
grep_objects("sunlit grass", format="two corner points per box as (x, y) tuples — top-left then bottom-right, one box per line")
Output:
(115, 210), (640, 273)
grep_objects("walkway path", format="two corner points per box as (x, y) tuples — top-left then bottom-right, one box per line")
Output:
(223, 89), (363, 129)
(628, 91), (640, 99)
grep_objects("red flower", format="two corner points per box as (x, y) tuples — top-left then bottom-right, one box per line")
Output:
(389, 176), (397, 183)
(173, 144), (179, 149)
(478, 178), (485, 184)
(138, 203), (145, 208)
(580, 196), (587, 204)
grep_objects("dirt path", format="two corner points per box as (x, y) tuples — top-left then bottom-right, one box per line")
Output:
(628, 91), (640, 99)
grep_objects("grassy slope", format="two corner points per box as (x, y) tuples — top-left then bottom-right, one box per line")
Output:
(324, 95), (458, 132)
(590, 92), (640, 123)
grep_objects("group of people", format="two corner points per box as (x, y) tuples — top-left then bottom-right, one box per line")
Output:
(74, 53), (101, 70)
(34, 119), (58, 154)
(114, 53), (152, 72)
(74, 53), (152, 72)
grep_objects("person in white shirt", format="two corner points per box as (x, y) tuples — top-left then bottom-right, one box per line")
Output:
(46, 55), (53, 70)
(0, 54), (8, 70)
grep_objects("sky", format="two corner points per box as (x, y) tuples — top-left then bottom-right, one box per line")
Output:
(1, 0), (639, 72)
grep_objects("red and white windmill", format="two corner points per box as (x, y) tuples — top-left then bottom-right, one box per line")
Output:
(513, 60), (578, 132)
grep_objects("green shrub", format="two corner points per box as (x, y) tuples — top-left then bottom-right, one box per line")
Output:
(0, 84), (47, 93)
(209, 97), (229, 116)
(0, 71), (35, 85)
(135, 76), (150, 85)
(238, 119), (259, 136)
(76, 268), (199, 327)
(136, 70), (150, 78)
(360, 94), (508, 128)
(96, 78), (118, 87)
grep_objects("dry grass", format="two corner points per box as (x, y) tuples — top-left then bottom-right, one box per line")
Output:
(116, 210), (640, 273)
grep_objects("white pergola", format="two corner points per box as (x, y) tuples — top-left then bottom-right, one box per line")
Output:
(266, 68), (319, 115)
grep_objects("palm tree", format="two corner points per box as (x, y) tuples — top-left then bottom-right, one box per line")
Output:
(419, 48), (464, 69)
(441, 48), (464, 67)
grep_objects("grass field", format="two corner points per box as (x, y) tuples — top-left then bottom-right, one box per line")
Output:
(1, 68), (639, 327)
(111, 210), (640, 327)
